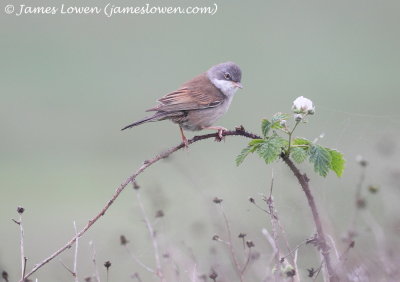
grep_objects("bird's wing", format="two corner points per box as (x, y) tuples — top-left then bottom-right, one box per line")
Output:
(146, 74), (225, 112)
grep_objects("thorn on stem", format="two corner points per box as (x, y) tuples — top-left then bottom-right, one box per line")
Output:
(12, 219), (20, 225)
(235, 125), (245, 132)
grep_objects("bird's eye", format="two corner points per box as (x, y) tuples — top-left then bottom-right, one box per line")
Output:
(224, 73), (232, 80)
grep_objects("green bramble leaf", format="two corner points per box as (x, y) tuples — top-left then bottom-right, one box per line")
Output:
(261, 119), (271, 137)
(309, 145), (331, 177)
(236, 139), (264, 166)
(256, 135), (287, 164)
(236, 146), (253, 166)
(271, 113), (290, 129)
(291, 147), (308, 164)
(248, 139), (265, 146)
(327, 149), (345, 177)
(292, 138), (311, 146)
(271, 112), (290, 123)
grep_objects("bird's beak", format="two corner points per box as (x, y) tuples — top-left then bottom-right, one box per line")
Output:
(233, 82), (243, 89)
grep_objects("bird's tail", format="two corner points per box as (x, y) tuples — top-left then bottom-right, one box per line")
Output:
(121, 112), (167, 131)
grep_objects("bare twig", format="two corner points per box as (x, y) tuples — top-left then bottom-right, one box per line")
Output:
(14, 207), (27, 281)
(262, 228), (279, 261)
(22, 128), (258, 280)
(190, 264), (198, 282)
(125, 246), (156, 274)
(20, 127), (336, 282)
(240, 248), (252, 275)
(265, 173), (281, 270)
(260, 172), (299, 281)
(217, 203), (243, 281)
(134, 187), (165, 282)
(132, 272), (143, 282)
(281, 153), (338, 282)
(59, 259), (75, 276)
(313, 260), (324, 281)
(281, 239), (309, 261)
(90, 241), (101, 282)
(104, 261), (111, 282)
(73, 221), (79, 281)
(345, 162), (367, 241)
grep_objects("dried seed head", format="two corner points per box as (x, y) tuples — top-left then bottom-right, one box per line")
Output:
(356, 155), (368, 167)
(307, 268), (315, 277)
(283, 265), (296, 277)
(246, 240), (255, 248)
(212, 197), (223, 204)
(356, 198), (367, 209)
(251, 251), (261, 261)
(155, 210), (164, 218)
(238, 233), (246, 239)
(17, 206), (25, 214)
(209, 271), (218, 281)
(2, 271), (9, 281)
(133, 181), (140, 190)
(104, 261), (111, 269)
(120, 235), (128, 246)
(368, 185), (379, 194)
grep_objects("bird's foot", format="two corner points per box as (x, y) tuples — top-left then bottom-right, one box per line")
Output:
(182, 135), (189, 149)
(203, 126), (227, 142)
(179, 126), (190, 149)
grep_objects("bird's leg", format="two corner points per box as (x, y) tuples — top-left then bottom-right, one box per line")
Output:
(179, 126), (189, 148)
(202, 126), (227, 141)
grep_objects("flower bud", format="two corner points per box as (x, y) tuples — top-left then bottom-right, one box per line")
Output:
(368, 185), (379, 194)
(294, 114), (303, 122)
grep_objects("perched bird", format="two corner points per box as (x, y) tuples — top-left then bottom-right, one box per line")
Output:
(121, 62), (243, 146)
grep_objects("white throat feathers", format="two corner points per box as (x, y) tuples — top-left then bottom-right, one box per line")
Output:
(211, 79), (239, 97)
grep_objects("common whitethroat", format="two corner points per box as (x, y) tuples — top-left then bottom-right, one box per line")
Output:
(122, 62), (243, 146)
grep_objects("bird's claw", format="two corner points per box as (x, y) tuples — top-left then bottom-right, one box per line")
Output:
(182, 136), (189, 149)
(215, 128), (226, 142)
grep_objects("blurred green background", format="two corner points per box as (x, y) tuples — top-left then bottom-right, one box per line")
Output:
(1, 0), (400, 281)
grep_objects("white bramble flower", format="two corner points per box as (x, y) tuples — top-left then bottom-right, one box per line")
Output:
(292, 96), (315, 115)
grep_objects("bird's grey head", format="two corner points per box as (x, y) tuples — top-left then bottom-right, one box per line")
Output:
(207, 62), (243, 97)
